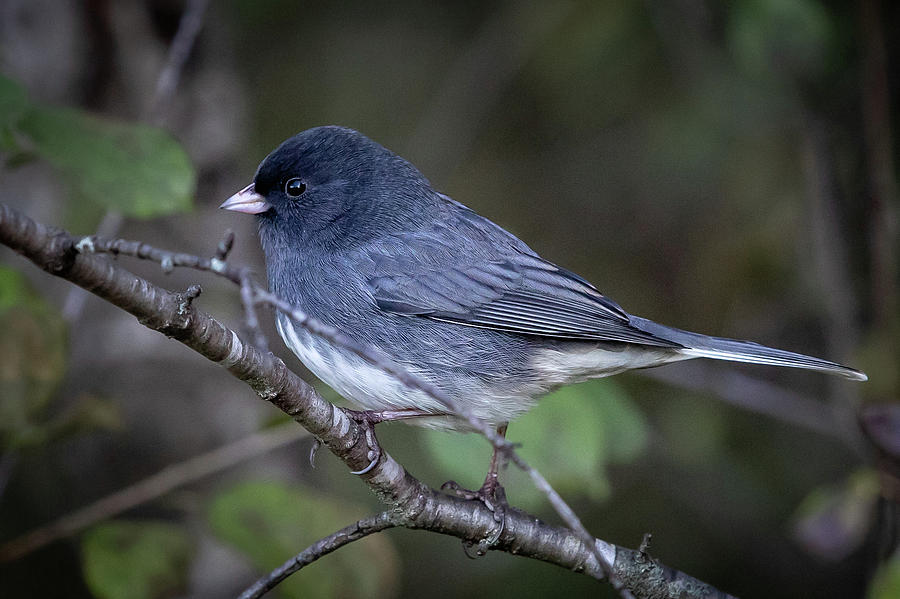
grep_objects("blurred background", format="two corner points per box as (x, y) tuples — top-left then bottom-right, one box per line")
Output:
(1, 0), (898, 597)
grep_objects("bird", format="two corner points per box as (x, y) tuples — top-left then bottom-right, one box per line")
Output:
(221, 125), (866, 505)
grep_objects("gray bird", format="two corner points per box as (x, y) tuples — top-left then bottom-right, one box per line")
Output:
(222, 125), (866, 501)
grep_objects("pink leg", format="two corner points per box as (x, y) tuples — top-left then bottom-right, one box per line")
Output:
(441, 423), (510, 555)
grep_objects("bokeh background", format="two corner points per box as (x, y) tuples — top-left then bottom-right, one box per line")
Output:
(1, 0), (898, 597)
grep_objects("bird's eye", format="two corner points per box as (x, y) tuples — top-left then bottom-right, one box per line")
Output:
(284, 178), (306, 197)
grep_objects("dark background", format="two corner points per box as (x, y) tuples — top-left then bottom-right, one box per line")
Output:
(1, 0), (898, 597)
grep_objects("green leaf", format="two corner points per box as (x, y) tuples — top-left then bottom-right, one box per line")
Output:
(208, 480), (399, 599)
(0, 74), (29, 151)
(0, 267), (67, 450)
(423, 380), (648, 509)
(17, 104), (195, 219)
(81, 521), (193, 599)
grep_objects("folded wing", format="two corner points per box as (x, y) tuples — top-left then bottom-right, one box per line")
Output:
(364, 209), (681, 348)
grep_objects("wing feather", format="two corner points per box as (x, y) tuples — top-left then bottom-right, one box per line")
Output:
(364, 208), (681, 348)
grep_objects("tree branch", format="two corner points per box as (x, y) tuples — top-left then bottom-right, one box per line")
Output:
(0, 203), (734, 598)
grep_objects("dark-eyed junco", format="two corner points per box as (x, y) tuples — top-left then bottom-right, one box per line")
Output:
(221, 126), (866, 491)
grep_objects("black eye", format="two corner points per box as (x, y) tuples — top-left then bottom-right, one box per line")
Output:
(284, 178), (306, 197)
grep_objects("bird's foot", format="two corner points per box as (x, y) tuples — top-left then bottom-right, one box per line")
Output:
(342, 408), (435, 475)
(442, 423), (510, 556)
(442, 474), (508, 557)
(442, 476), (508, 513)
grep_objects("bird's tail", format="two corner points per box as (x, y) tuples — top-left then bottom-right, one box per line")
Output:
(628, 316), (867, 381)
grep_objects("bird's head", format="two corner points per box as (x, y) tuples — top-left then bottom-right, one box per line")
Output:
(221, 126), (437, 250)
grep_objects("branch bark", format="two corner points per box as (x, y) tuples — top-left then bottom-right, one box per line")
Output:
(0, 203), (735, 598)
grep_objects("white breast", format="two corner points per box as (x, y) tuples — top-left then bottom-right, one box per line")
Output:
(276, 315), (422, 410)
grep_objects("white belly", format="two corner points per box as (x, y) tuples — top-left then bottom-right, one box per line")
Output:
(276, 315), (689, 429)
(277, 315), (540, 429)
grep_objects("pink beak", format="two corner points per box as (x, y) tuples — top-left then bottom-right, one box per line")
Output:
(219, 183), (271, 214)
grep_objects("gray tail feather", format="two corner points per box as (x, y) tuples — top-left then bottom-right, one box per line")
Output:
(629, 316), (867, 382)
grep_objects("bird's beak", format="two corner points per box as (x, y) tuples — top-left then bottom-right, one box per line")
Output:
(219, 183), (271, 214)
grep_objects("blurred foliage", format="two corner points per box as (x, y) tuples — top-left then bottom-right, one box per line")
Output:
(655, 391), (728, 465)
(81, 521), (193, 599)
(0, 73), (195, 222)
(792, 469), (881, 562)
(0, 266), (66, 448)
(0, 75), (29, 150)
(425, 379), (646, 508)
(530, 2), (659, 129)
(728, 0), (834, 81)
(857, 325), (900, 397)
(0, 266), (120, 451)
(208, 480), (399, 598)
(869, 552), (900, 599)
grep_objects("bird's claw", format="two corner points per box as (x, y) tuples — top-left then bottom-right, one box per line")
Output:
(349, 452), (379, 475)
(346, 412), (382, 475)
(308, 438), (322, 469)
(441, 478), (507, 517)
(341, 408), (438, 476)
(441, 478), (508, 555)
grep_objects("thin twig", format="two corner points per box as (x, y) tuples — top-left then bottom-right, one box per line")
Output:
(214, 228), (235, 261)
(61, 211), (123, 320)
(639, 533), (652, 555)
(241, 273), (268, 351)
(0, 422), (308, 561)
(238, 512), (399, 599)
(148, 0), (210, 124)
(505, 453), (636, 596)
(77, 235), (245, 284)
